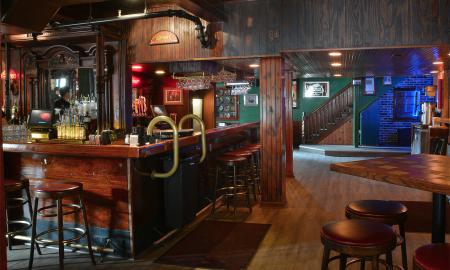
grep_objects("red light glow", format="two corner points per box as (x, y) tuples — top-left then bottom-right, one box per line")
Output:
(131, 64), (143, 71)
(132, 76), (141, 86)
(1, 69), (18, 80)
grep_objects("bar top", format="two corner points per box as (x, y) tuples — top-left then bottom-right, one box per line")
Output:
(330, 154), (450, 195)
(3, 122), (259, 158)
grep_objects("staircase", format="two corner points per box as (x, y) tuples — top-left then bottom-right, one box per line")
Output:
(302, 83), (353, 144)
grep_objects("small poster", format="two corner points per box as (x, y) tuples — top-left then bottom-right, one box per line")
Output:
(304, 81), (329, 98)
(364, 77), (376, 95)
(292, 80), (298, 107)
(163, 88), (183, 105)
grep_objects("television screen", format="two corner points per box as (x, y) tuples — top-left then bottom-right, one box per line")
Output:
(28, 110), (54, 128)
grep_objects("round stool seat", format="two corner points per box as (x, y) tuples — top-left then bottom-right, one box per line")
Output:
(224, 150), (253, 158)
(217, 155), (247, 163)
(346, 200), (407, 224)
(34, 182), (81, 199)
(321, 219), (396, 248)
(241, 147), (260, 153)
(4, 179), (25, 192)
(414, 243), (450, 270)
(245, 143), (261, 149)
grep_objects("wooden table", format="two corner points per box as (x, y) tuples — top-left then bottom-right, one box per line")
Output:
(331, 154), (450, 243)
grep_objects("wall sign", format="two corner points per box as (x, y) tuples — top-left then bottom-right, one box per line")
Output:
(149, 30), (179, 46)
(304, 81), (329, 98)
(364, 77), (376, 95)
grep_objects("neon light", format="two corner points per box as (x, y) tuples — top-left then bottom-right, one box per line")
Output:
(132, 76), (141, 86)
(1, 69), (18, 80)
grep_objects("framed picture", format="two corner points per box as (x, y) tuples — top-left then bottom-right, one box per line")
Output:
(244, 94), (258, 106)
(163, 88), (183, 105)
(364, 77), (376, 95)
(292, 80), (298, 108)
(304, 81), (329, 98)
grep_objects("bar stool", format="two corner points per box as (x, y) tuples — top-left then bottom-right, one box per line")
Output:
(345, 200), (408, 270)
(211, 155), (252, 215)
(413, 243), (450, 270)
(224, 149), (258, 200)
(240, 145), (261, 196)
(4, 179), (41, 253)
(29, 181), (96, 270)
(321, 219), (397, 270)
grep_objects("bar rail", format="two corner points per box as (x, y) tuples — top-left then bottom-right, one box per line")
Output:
(3, 122), (259, 158)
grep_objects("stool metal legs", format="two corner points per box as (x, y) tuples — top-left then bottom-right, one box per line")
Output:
(211, 162), (252, 215)
(28, 193), (95, 270)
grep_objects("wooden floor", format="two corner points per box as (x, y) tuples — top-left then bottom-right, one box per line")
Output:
(7, 151), (444, 269)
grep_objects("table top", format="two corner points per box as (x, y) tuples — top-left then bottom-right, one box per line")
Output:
(330, 154), (450, 195)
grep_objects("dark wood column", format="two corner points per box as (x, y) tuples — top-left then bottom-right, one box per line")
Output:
(260, 57), (287, 205)
(0, 33), (7, 270)
(96, 31), (105, 132)
(285, 70), (294, 178)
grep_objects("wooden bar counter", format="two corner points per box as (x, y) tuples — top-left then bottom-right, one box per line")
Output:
(4, 122), (259, 257)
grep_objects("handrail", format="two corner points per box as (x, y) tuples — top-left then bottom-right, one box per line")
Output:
(146, 116), (179, 179)
(303, 82), (353, 144)
(305, 82), (353, 117)
(178, 114), (207, 163)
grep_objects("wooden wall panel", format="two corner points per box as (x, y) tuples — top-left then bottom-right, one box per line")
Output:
(220, 0), (448, 57)
(127, 1), (448, 61)
(284, 71), (294, 177)
(0, 33), (6, 270)
(260, 57), (286, 205)
(443, 71), (449, 118)
(318, 119), (353, 145)
(5, 153), (129, 230)
(127, 5), (223, 63)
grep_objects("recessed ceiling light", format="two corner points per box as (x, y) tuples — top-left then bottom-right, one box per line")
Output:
(249, 63), (260, 68)
(433, 61), (444, 65)
(131, 64), (143, 71)
(329, 52), (342, 57)
(334, 74), (342, 77)
(155, 69), (165, 75)
(331, 62), (342, 67)
(430, 70), (439, 74)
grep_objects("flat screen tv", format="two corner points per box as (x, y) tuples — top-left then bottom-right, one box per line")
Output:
(28, 110), (54, 129)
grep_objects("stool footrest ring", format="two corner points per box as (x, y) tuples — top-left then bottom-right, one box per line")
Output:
(35, 227), (87, 245)
(37, 203), (82, 217)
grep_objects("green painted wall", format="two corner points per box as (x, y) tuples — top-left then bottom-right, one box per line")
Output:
(293, 78), (352, 121)
(217, 86), (260, 124)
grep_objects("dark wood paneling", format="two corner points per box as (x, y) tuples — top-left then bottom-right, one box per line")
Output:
(127, 5), (223, 63)
(260, 57), (286, 204)
(221, 0), (449, 56)
(0, 33), (6, 270)
(285, 71), (294, 177)
(5, 153), (129, 230)
(203, 88), (216, 129)
(318, 119), (353, 145)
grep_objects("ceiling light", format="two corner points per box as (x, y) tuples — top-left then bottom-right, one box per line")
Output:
(155, 69), (165, 75)
(329, 52), (342, 57)
(430, 70), (439, 74)
(131, 64), (143, 71)
(249, 63), (260, 68)
(432, 61), (444, 65)
(331, 62), (342, 67)
(334, 74), (342, 77)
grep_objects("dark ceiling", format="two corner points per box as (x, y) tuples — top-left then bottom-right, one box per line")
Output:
(284, 46), (450, 78)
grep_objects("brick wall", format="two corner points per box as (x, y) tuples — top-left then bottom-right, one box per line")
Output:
(379, 76), (434, 145)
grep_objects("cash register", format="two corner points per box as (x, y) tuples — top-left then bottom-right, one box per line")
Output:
(28, 109), (57, 141)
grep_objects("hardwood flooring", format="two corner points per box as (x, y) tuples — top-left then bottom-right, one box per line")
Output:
(7, 151), (444, 269)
